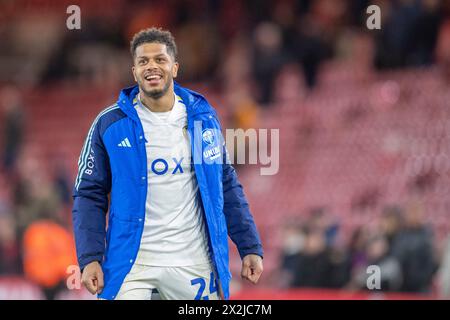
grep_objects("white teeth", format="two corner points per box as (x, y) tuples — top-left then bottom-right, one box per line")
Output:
(145, 75), (161, 80)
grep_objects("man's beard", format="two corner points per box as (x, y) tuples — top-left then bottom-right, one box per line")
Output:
(140, 76), (172, 99)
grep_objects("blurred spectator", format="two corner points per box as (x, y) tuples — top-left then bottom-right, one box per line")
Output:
(175, 18), (222, 82)
(306, 207), (339, 247)
(279, 222), (305, 288)
(374, 0), (418, 69)
(22, 220), (77, 300)
(221, 35), (260, 129)
(408, 0), (442, 66)
(50, 154), (73, 207)
(293, 14), (330, 89)
(436, 19), (450, 83)
(0, 210), (20, 274)
(327, 246), (352, 289)
(54, 169), (72, 207)
(42, 16), (129, 86)
(124, 2), (174, 40)
(365, 235), (402, 291)
(348, 226), (369, 274)
(13, 159), (62, 241)
(291, 227), (333, 288)
(374, 0), (442, 69)
(1, 86), (25, 174)
(230, 91), (260, 130)
(350, 235), (403, 291)
(280, 214), (349, 290)
(379, 205), (404, 252)
(251, 22), (287, 105)
(438, 236), (450, 298)
(391, 202), (437, 293)
(347, 0), (371, 26)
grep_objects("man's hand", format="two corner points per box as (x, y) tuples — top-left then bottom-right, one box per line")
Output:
(241, 254), (263, 284)
(81, 261), (104, 295)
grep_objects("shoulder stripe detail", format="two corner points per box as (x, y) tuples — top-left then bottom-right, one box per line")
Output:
(75, 104), (119, 191)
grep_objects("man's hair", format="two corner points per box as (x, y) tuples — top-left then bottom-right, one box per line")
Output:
(130, 27), (177, 60)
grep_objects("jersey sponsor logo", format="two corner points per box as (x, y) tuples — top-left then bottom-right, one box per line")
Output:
(203, 146), (221, 161)
(84, 148), (95, 175)
(151, 157), (187, 175)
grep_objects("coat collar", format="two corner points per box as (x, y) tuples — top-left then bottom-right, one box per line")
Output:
(116, 82), (215, 122)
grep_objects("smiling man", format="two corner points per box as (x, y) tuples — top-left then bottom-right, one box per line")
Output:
(72, 27), (263, 300)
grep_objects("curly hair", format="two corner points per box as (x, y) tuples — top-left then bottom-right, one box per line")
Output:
(130, 27), (177, 60)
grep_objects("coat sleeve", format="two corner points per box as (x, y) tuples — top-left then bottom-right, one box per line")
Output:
(72, 117), (111, 270)
(222, 143), (264, 260)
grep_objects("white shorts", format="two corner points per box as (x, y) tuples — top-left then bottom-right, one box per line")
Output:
(115, 262), (221, 300)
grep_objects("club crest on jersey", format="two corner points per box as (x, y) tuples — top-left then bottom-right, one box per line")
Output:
(201, 128), (221, 161)
(202, 129), (215, 145)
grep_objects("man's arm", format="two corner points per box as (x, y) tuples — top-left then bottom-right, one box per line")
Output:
(222, 144), (264, 283)
(72, 118), (111, 293)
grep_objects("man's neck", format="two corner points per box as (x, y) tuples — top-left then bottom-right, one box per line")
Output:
(139, 89), (175, 113)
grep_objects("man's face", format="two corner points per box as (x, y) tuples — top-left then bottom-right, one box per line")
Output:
(132, 43), (178, 99)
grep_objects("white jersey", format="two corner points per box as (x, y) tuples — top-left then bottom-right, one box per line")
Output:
(134, 93), (210, 266)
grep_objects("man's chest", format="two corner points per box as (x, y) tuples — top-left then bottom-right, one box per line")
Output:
(142, 122), (192, 177)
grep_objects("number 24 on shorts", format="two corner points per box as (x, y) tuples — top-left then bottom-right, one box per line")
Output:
(190, 272), (218, 300)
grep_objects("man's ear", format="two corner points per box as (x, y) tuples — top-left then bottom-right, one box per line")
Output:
(172, 62), (179, 78)
(132, 66), (137, 82)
